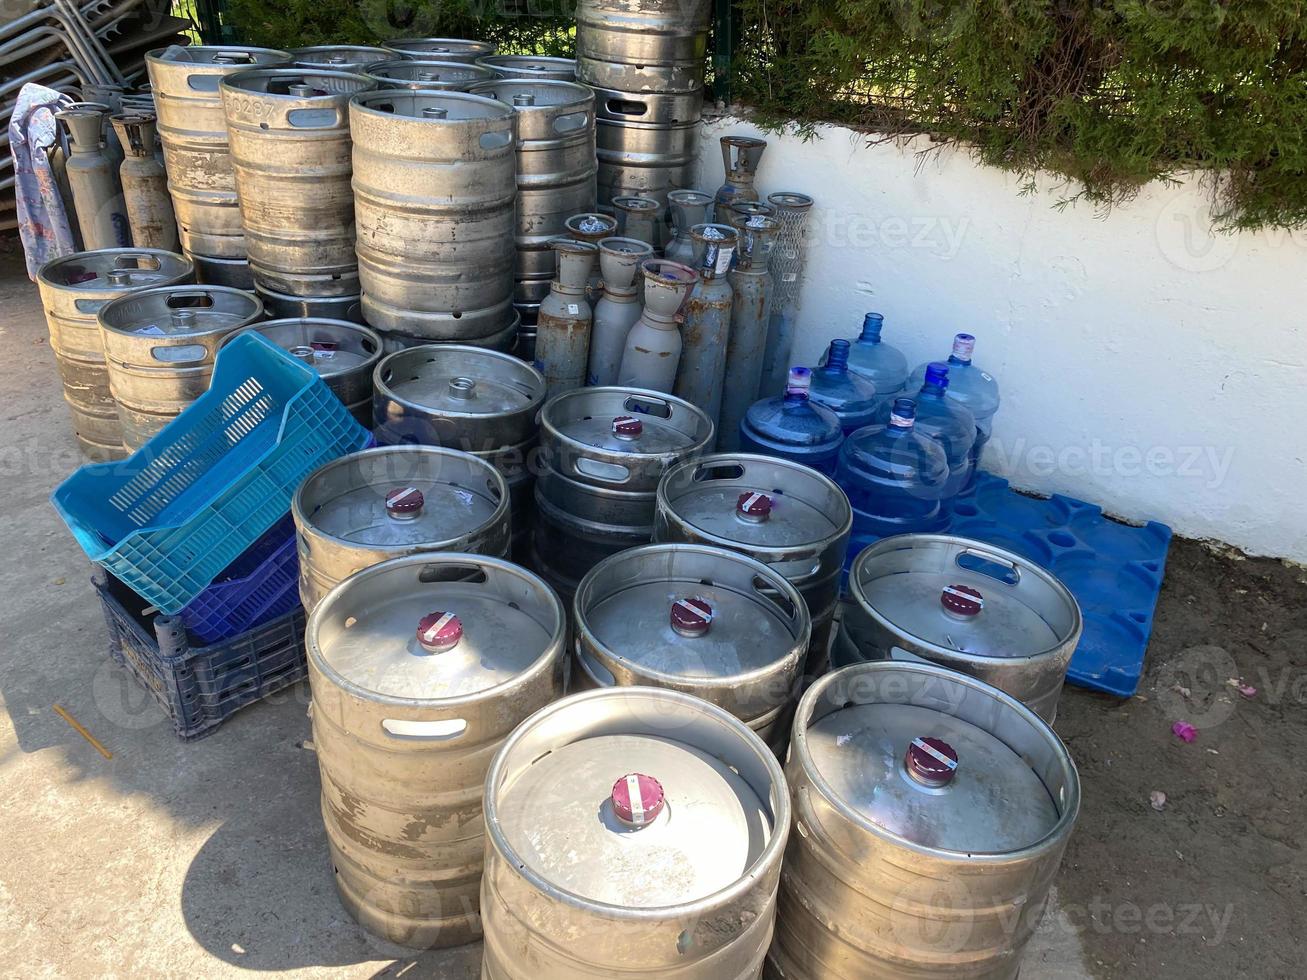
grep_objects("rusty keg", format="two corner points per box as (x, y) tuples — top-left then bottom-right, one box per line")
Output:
(533, 386), (714, 591)
(308, 552), (566, 948)
(145, 45), (290, 284)
(467, 79), (597, 303)
(482, 685), (790, 979)
(364, 59), (497, 91)
(382, 38), (496, 63)
(478, 55), (577, 81)
(293, 445), (511, 611)
(767, 661), (1080, 979)
(222, 317), (382, 426)
(98, 284), (263, 450)
(350, 90), (517, 339)
(36, 248), (194, 459)
(836, 534), (1083, 722)
(220, 68), (375, 298)
(655, 453), (852, 676)
(573, 543), (809, 741)
(575, 0), (712, 94)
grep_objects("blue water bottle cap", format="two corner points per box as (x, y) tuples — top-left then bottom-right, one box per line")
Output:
(924, 361), (951, 390)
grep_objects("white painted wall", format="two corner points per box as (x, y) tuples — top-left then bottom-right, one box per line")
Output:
(694, 114), (1307, 562)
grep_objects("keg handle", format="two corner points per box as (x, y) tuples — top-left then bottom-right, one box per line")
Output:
(750, 575), (802, 626)
(553, 111), (589, 134)
(955, 547), (1022, 585)
(381, 718), (468, 741)
(151, 343), (209, 364)
(571, 456), (631, 484)
(112, 253), (163, 272)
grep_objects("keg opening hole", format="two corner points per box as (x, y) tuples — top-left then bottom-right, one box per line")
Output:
(693, 462), (745, 482)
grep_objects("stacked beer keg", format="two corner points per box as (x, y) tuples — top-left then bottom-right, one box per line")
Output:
(575, 0), (712, 221)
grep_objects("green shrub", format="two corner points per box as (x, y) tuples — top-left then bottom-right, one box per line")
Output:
(732, 1), (1307, 230)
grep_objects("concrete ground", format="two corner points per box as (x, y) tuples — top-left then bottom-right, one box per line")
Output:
(1, 243), (1299, 978)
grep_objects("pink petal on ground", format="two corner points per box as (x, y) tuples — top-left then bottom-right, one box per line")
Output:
(1171, 721), (1198, 743)
(1237, 684), (1257, 699)
(1150, 790), (1167, 811)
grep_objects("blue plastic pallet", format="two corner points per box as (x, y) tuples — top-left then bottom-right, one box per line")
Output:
(94, 567), (306, 741)
(841, 471), (1171, 697)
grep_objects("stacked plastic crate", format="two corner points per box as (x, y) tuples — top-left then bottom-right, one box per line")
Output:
(54, 334), (371, 738)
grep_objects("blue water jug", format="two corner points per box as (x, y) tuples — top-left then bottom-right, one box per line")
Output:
(845, 312), (908, 396)
(909, 332), (999, 471)
(809, 339), (879, 434)
(895, 362), (977, 508)
(836, 397), (949, 556)
(740, 366), (844, 474)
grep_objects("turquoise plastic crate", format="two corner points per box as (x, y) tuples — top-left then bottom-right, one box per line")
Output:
(53, 333), (370, 614)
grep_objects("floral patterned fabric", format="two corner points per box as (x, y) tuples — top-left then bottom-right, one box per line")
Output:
(10, 83), (76, 280)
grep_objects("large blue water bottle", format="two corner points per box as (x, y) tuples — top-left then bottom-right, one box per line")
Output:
(900, 362), (977, 508)
(836, 397), (949, 556)
(846, 312), (908, 395)
(809, 339), (879, 434)
(909, 332), (1000, 472)
(740, 366), (844, 474)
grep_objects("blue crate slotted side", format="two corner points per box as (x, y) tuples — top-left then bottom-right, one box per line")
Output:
(53, 333), (370, 615)
(94, 569), (307, 740)
(178, 513), (300, 644)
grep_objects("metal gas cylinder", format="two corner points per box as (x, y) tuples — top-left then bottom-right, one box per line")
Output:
(220, 68), (376, 298)
(664, 188), (712, 264)
(760, 191), (814, 396)
(293, 446), (512, 611)
(612, 195), (661, 249)
(97, 284), (263, 449)
(482, 685), (789, 979)
(533, 386), (714, 597)
(308, 552), (566, 949)
(466, 80), (597, 305)
(36, 248), (194, 459)
(382, 37), (497, 63)
(478, 55), (577, 81)
(222, 318), (382, 427)
(535, 238), (598, 397)
(768, 661), (1080, 979)
(350, 90), (518, 340)
(109, 113), (178, 252)
(58, 107), (130, 250)
(616, 258), (697, 393)
(363, 59), (497, 91)
(713, 136), (767, 222)
(288, 45), (392, 72)
(837, 534), (1083, 722)
(674, 223), (737, 423)
(655, 453), (852, 676)
(587, 237), (652, 387)
(573, 543), (810, 742)
(372, 344), (546, 561)
(145, 45), (292, 285)
(720, 215), (780, 451)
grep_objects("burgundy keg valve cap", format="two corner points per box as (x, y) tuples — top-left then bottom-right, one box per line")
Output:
(385, 486), (425, 520)
(612, 415), (642, 440)
(940, 584), (984, 618)
(416, 612), (462, 654)
(735, 491), (773, 523)
(670, 597), (713, 637)
(611, 773), (666, 829)
(906, 736), (958, 788)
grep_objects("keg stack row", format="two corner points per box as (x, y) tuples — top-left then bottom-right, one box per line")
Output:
(576, 0), (712, 221)
(142, 42), (597, 353)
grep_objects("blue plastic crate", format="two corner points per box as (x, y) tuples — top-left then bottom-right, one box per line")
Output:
(94, 568), (306, 741)
(178, 513), (300, 644)
(839, 471), (1172, 697)
(54, 333), (369, 614)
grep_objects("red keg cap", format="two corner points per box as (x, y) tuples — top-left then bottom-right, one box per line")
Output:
(906, 737), (958, 788)
(611, 773), (666, 828)
(385, 486), (425, 519)
(735, 491), (773, 522)
(612, 416), (642, 440)
(940, 584), (984, 618)
(670, 596), (713, 637)
(416, 612), (462, 653)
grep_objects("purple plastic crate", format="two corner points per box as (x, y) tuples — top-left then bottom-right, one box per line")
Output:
(178, 514), (300, 644)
